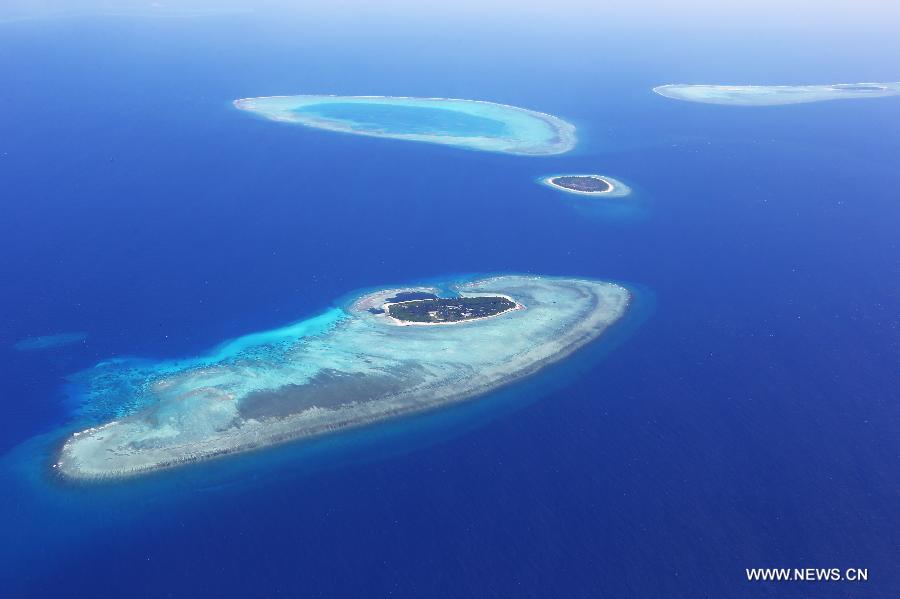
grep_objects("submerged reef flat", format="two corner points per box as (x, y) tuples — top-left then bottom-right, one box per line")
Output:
(56, 276), (629, 479)
(233, 95), (576, 155)
(653, 83), (900, 106)
(540, 174), (631, 198)
(13, 331), (87, 351)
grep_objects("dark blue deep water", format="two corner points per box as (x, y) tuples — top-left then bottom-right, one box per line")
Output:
(1, 14), (898, 598)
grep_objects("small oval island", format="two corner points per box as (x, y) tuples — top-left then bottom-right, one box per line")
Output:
(540, 174), (631, 198)
(13, 331), (87, 351)
(234, 95), (577, 155)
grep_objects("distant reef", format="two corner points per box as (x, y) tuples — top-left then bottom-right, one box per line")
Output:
(13, 332), (87, 352)
(653, 83), (900, 106)
(56, 276), (630, 479)
(234, 95), (576, 155)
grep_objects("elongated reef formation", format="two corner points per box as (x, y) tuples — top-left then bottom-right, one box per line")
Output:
(57, 276), (630, 479)
(234, 95), (576, 155)
(653, 82), (900, 106)
(385, 295), (520, 324)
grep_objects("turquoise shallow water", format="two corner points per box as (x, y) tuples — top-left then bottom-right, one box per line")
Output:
(235, 95), (576, 155)
(294, 102), (511, 136)
(66, 308), (345, 421)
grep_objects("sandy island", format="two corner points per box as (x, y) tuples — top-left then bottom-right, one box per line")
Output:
(540, 174), (632, 198)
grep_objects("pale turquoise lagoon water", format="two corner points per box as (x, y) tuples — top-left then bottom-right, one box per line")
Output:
(234, 95), (576, 155)
(294, 102), (511, 137)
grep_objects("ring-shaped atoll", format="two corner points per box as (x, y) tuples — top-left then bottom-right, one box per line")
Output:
(234, 95), (576, 155)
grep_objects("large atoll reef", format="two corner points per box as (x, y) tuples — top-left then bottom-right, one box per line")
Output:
(56, 276), (629, 479)
(234, 95), (576, 155)
(653, 82), (900, 106)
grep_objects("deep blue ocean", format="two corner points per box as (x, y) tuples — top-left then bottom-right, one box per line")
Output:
(1, 12), (899, 598)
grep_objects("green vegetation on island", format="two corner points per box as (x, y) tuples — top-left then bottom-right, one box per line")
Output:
(387, 296), (517, 323)
(653, 82), (900, 106)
